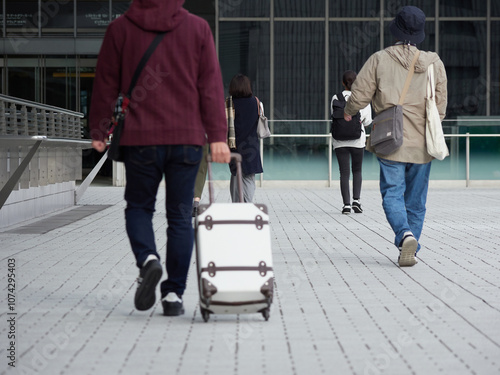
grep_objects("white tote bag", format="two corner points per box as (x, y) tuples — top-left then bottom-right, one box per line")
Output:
(425, 64), (449, 160)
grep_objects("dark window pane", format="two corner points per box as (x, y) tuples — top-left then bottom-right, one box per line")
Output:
(8, 67), (36, 101)
(382, 1), (435, 18)
(329, 0), (381, 18)
(41, 0), (74, 34)
(493, 1), (500, 17)
(491, 22), (500, 115)
(440, 21), (487, 117)
(184, 0), (215, 32)
(329, 21), (380, 92)
(5, 0), (38, 35)
(112, 0), (130, 20)
(45, 58), (77, 111)
(219, 0), (269, 18)
(439, 0), (486, 17)
(219, 22), (270, 104)
(275, 22), (325, 120)
(77, 1), (111, 31)
(275, 0), (324, 18)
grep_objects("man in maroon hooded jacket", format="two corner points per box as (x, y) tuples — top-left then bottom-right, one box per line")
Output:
(89, 0), (230, 316)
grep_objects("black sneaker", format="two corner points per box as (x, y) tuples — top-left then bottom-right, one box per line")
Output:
(352, 201), (363, 213)
(342, 205), (351, 215)
(134, 259), (162, 311)
(162, 292), (185, 316)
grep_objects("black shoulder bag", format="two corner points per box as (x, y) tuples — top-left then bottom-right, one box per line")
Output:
(107, 31), (167, 162)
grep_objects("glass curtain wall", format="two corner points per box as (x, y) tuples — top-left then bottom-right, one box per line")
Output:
(217, 0), (500, 181)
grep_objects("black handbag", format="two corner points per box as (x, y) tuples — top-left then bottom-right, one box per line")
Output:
(107, 31), (167, 161)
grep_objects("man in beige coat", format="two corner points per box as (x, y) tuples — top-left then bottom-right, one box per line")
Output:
(344, 6), (448, 267)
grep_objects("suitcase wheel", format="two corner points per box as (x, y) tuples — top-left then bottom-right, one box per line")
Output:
(201, 307), (210, 322)
(261, 308), (270, 321)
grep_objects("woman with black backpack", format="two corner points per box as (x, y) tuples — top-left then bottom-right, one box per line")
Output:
(331, 70), (372, 214)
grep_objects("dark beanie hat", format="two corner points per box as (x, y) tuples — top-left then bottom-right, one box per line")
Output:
(389, 6), (426, 45)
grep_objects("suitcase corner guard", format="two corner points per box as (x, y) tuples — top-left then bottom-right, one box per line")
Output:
(201, 277), (218, 302)
(260, 277), (274, 302)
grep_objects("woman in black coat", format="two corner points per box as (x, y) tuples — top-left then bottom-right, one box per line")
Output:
(228, 74), (263, 202)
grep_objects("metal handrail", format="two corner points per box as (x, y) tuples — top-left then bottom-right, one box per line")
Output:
(0, 94), (84, 118)
(0, 135), (92, 147)
(0, 94), (84, 139)
(259, 121), (500, 187)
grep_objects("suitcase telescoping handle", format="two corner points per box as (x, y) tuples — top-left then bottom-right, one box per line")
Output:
(206, 152), (243, 203)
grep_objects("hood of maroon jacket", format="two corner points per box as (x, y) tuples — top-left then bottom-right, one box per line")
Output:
(89, 0), (227, 147)
(125, 0), (187, 32)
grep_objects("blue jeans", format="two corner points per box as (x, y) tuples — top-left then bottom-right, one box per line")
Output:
(378, 158), (432, 252)
(123, 145), (202, 297)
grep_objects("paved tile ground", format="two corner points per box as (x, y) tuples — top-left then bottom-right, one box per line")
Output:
(1, 185), (500, 375)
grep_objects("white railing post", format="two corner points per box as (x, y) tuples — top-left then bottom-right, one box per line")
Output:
(466, 132), (470, 187)
(0, 102), (5, 135)
(328, 136), (332, 187)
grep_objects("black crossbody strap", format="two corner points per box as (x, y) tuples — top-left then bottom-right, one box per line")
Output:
(126, 31), (167, 97)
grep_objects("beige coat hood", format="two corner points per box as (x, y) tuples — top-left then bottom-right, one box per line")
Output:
(345, 45), (448, 163)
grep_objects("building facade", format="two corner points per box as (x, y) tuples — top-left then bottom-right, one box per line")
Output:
(1, 0), (499, 181)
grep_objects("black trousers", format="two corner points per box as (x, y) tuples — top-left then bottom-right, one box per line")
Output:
(334, 147), (364, 205)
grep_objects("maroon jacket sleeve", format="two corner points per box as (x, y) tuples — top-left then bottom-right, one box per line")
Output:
(89, 22), (123, 142)
(197, 24), (227, 144)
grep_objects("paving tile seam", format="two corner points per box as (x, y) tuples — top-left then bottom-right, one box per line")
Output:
(15, 249), (132, 338)
(387, 260), (500, 352)
(415, 258), (500, 315)
(265, 187), (500, 373)
(273, 207), (359, 374)
(87, 311), (130, 375)
(115, 307), (163, 375)
(17, 255), (135, 373)
(58, 281), (138, 375)
(0, 215), (128, 263)
(3, 186), (500, 375)
(273, 281), (299, 375)
(315, 241), (420, 374)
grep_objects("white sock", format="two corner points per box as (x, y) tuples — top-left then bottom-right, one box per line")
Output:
(143, 254), (158, 267)
(163, 292), (182, 303)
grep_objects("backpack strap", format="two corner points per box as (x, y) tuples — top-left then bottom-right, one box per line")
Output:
(336, 92), (346, 104)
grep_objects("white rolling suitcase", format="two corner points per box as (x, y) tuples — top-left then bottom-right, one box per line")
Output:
(194, 153), (274, 322)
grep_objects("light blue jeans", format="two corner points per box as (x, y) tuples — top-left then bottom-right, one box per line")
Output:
(378, 157), (432, 252)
